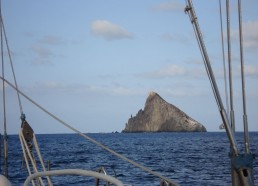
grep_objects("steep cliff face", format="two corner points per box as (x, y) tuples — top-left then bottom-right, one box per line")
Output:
(123, 92), (206, 132)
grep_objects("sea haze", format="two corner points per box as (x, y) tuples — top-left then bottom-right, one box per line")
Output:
(6, 132), (258, 186)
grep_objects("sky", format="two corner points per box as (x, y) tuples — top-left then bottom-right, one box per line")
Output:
(0, 0), (257, 134)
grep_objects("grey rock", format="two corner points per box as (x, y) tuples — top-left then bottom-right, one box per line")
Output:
(123, 91), (206, 132)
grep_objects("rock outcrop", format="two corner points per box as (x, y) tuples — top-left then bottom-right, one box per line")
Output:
(123, 91), (206, 132)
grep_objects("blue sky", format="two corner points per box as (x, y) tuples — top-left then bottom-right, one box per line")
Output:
(1, 0), (258, 134)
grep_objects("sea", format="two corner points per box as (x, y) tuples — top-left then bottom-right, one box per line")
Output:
(3, 132), (258, 186)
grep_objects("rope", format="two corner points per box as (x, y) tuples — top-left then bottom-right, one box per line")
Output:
(0, 76), (179, 186)
(20, 130), (45, 186)
(33, 133), (53, 186)
(19, 132), (36, 186)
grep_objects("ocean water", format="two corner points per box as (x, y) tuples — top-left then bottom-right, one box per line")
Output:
(4, 132), (258, 186)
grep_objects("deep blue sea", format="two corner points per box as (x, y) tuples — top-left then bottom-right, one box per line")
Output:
(3, 132), (258, 186)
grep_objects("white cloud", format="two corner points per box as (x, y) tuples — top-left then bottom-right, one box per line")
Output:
(29, 35), (66, 65)
(39, 35), (65, 45)
(29, 81), (67, 91)
(90, 85), (145, 96)
(240, 64), (258, 78)
(91, 20), (133, 41)
(29, 81), (145, 96)
(160, 33), (174, 41)
(161, 87), (208, 97)
(153, 1), (184, 12)
(160, 32), (193, 45)
(31, 80), (205, 98)
(31, 45), (53, 59)
(243, 21), (258, 48)
(30, 44), (53, 65)
(218, 64), (258, 78)
(139, 64), (187, 78)
(40, 81), (67, 89)
(232, 21), (258, 48)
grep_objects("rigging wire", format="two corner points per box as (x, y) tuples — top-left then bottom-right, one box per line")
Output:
(225, 3), (241, 185)
(0, 0), (8, 177)
(0, 76), (179, 186)
(237, 0), (250, 154)
(184, 0), (238, 156)
(0, 15), (23, 116)
(185, 1), (254, 185)
(219, 0), (230, 118)
(184, 0), (220, 107)
(226, 0), (236, 133)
